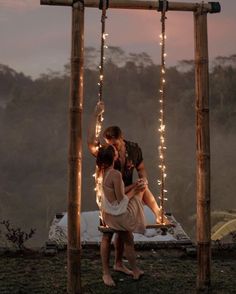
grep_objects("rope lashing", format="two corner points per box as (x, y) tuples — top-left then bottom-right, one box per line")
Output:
(158, 0), (168, 224)
(72, 0), (84, 6)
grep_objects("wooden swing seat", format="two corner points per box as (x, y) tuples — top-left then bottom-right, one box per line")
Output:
(98, 222), (175, 234)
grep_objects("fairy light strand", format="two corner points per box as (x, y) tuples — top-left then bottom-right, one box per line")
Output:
(95, 2), (108, 226)
(95, 2), (108, 140)
(158, 2), (168, 224)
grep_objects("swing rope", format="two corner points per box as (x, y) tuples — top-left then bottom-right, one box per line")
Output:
(95, 0), (109, 227)
(96, 0), (173, 232)
(158, 0), (168, 224)
(95, 0), (109, 140)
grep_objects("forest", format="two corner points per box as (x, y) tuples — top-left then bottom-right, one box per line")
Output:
(0, 48), (235, 246)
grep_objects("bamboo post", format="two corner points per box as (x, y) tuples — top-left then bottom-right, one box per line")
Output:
(67, 1), (84, 293)
(194, 6), (211, 292)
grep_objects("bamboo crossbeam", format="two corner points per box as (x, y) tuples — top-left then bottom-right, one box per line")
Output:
(40, 0), (220, 13)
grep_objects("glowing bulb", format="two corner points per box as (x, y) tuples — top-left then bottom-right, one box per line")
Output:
(102, 33), (109, 39)
(160, 125), (165, 131)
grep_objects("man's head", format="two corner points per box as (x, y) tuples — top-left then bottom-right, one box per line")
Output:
(103, 126), (124, 151)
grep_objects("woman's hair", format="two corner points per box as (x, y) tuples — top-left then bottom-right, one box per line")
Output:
(96, 145), (115, 170)
(103, 126), (122, 140)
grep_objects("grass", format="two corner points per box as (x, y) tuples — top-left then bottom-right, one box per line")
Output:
(0, 248), (235, 293)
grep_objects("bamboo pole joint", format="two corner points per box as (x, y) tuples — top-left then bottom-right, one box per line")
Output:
(72, 0), (84, 8)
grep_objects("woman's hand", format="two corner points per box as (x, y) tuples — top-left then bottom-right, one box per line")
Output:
(94, 101), (105, 117)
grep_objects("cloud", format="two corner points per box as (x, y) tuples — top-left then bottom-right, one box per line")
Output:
(0, 15), (8, 22)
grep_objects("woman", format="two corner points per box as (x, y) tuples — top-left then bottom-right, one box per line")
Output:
(96, 144), (148, 284)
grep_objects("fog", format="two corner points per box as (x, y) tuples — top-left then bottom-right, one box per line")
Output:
(0, 51), (235, 246)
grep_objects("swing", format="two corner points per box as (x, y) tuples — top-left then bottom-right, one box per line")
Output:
(95, 0), (174, 234)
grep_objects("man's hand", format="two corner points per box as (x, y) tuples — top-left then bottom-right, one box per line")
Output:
(134, 178), (147, 193)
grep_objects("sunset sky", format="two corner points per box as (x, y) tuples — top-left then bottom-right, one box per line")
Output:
(0, 0), (235, 78)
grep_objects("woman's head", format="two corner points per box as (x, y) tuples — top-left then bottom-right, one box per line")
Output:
(96, 145), (116, 170)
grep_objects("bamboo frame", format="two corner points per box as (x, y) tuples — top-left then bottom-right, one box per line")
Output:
(67, 1), (84, 293)
(194, 8), (211, 291)
(40, 0), (220, 13)
(40, 1), (221, 293)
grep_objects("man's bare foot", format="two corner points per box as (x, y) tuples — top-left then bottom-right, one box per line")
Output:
(113, 264), (133, 275)
(102, 274), (116, 287)
(132, 269), (144, 280)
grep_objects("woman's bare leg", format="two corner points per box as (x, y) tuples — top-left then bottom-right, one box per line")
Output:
(142, 187), (171, 224)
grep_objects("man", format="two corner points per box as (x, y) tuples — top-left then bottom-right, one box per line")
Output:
(87, 101), (165, 286)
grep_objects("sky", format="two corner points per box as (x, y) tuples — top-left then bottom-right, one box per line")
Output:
(0, 0), (235, 78)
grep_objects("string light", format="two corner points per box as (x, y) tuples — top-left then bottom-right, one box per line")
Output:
(157, 4), (168, 224)
(94, 3), (108, 226)
(95, 4), (108, 142)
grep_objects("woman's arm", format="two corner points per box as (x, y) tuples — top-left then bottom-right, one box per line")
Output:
(124, 183), (136, 194)
(113, 171), (136, 201)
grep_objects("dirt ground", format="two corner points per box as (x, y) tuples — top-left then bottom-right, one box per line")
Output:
(0, 246), (235, 294)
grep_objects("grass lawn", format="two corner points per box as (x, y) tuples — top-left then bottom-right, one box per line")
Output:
(0, 247), (235, 293)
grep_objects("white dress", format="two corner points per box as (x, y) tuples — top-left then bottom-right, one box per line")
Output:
(100, 169), (146, 234)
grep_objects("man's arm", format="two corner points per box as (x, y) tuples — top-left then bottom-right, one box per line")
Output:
(136, 161), (148, 183)
(87, 101), (104, 156)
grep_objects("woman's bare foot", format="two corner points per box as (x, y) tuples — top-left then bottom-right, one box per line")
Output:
(102, 274), (116, 287)
(113, 264), (133, 275)
(132, 268), (144, 280)
(156, 215), (175, 226)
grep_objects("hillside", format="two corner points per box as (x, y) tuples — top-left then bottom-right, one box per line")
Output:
(0, 51), (236, 246)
